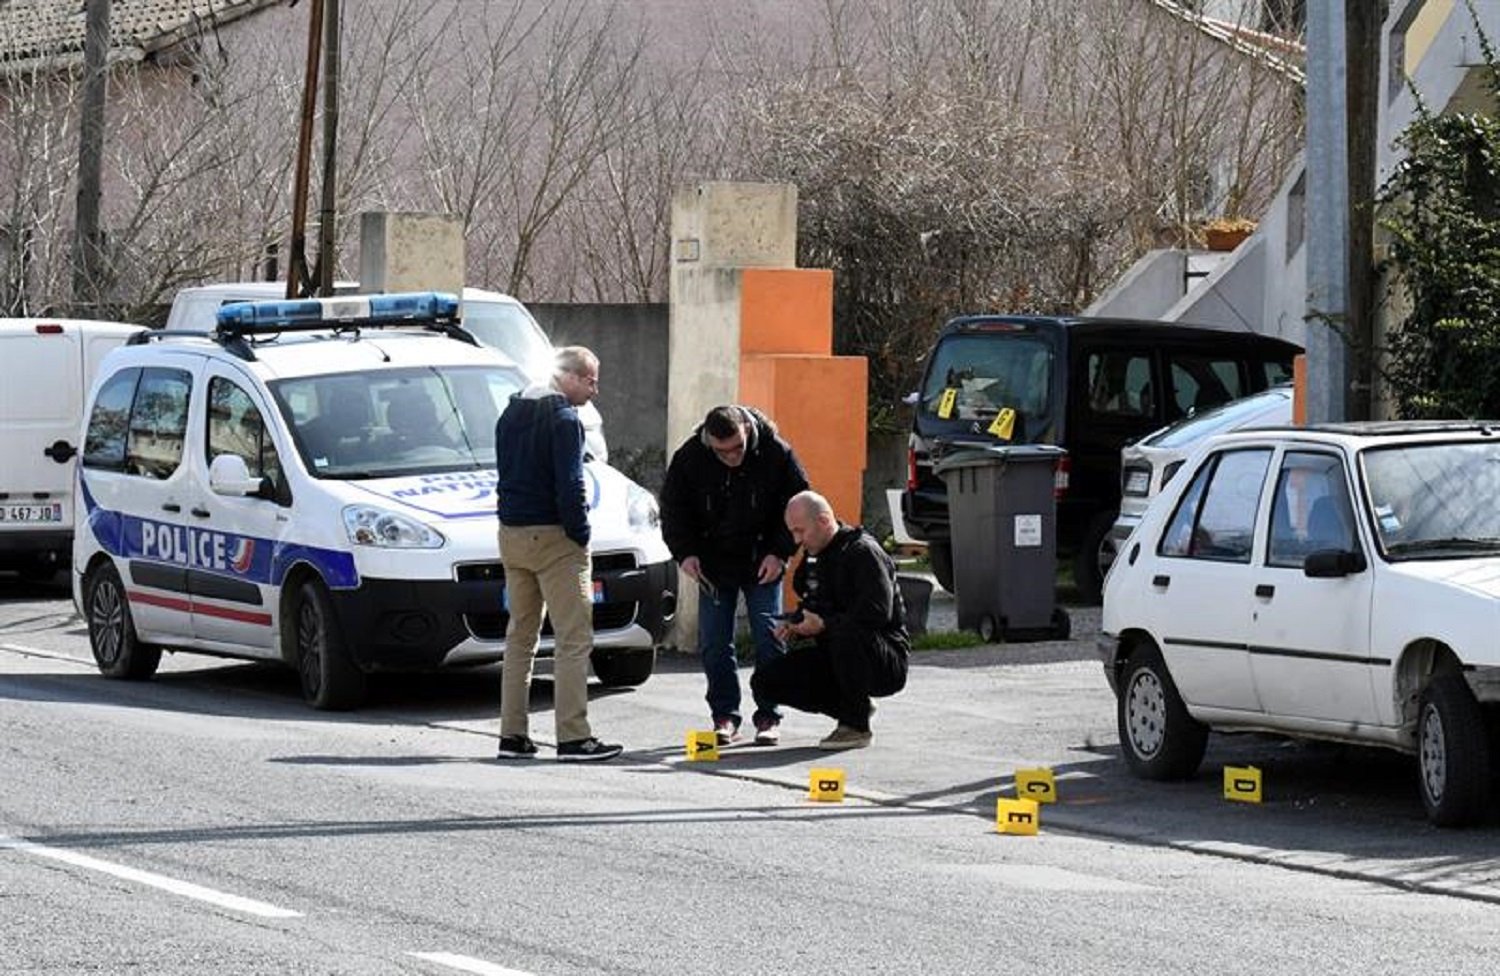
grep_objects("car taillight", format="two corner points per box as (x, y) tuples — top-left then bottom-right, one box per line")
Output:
(1054, 455), (1070, 500)
(906, 446), (918, 492)
(1122, 465), (1151, 497)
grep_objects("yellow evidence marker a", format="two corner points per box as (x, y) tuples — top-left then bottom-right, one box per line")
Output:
(987, 407), (1017, 440)
(808, 768), (846, 802)
(685, 730), (719, 762)
(995, 797), (1040, 835)
(936, 388), (958, 419)
(1223, 765), (1262, 803)
(1014, 767), (1057, 804)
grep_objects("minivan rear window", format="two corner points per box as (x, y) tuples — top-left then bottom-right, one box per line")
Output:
(920, 334), (1052, 432)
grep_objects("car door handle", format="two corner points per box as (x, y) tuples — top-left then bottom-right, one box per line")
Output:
(1255, 584), (1275, 599)
(161, 503), (181, 513)
(1151, 574), (1170, 588)
(190, 507), (211, 519)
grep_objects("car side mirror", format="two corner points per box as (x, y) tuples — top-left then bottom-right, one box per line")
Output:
(209, 454), (266, 497)
(1304, 548), (1367, 578)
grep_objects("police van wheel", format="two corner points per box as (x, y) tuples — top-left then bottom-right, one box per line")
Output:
(85, 562), (161, 680)
(591, 646), (656, 688)
(293, 580), (366, 711)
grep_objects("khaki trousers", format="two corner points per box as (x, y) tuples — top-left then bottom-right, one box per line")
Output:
(498, 524), (594, 743)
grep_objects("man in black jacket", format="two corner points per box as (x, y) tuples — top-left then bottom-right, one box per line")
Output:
(660, 404), (810, 745)
(752, 490), (910, 750)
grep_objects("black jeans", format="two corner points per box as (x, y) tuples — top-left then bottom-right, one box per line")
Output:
(751, 628), (907, 732)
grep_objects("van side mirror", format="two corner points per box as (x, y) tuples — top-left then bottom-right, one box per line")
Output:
(1304, 549), (1367, 578)
(902, 391), (919, 406)
(209, 454), (266, 497)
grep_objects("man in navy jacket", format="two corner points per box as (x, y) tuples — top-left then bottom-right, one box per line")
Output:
(494, 346), (621, 762)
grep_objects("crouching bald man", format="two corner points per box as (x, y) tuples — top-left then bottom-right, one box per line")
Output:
(751, 491), (910, 750)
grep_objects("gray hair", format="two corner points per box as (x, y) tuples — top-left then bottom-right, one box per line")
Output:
(788, 489), (834, 521)
(554, 346), (599, 379)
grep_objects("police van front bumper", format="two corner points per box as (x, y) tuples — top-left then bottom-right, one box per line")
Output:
(329, 555), (677, 671)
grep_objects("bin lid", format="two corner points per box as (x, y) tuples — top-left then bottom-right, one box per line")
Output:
(933, 443), (1067, 475)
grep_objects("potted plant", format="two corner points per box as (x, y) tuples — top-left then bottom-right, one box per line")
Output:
(1202, 216), (1257, 251)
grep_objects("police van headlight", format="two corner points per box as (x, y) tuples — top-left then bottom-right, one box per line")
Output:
(626, 483), (659, 531)
(342, 505), (446, 549)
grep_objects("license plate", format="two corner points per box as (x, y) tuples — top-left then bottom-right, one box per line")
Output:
(0, 502), (62, 524)
(498, 580), (605, 609)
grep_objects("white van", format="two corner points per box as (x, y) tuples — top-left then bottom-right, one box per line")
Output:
(166, 282), (609, 461)
(74, 293), (674, 709)
(0, 318), (146, 578)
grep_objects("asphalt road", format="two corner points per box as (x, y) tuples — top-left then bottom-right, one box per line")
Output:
(4, 571), (1500, 974)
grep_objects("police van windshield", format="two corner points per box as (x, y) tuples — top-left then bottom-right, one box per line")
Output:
(919, 334), (1053, 439)
(271, 365), (526, 479)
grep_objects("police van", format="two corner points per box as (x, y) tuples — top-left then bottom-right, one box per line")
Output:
(72, 292), (674, 709)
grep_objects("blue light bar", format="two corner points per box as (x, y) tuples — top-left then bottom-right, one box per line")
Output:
(215, 291), (461, 333)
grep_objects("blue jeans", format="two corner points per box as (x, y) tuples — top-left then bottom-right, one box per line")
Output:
(699, 578), (786, 727)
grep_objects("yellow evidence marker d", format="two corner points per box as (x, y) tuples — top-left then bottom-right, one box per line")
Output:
(995, 797), (1040, 835)
(1014, 767), (1057, 804)
(1223, 764), (1262, 803)
(808, 768), (846, 802)
(987, 407), (1017, 440)
(685, 730), (719, 762)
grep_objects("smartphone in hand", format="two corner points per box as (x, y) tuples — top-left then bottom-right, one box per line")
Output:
(771, 609), (804, 624)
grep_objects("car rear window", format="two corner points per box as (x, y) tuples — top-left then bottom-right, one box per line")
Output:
(919, 334), (1052, 435)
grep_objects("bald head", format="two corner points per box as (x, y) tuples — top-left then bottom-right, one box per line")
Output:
(786, 490), (838, 554)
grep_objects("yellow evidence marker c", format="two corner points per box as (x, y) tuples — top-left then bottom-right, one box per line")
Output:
(1014, 767), (1057, 804)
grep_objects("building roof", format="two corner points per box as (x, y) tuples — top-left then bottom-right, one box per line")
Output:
(0, 0), (284, 75)
(1149, 0), (1307, 87)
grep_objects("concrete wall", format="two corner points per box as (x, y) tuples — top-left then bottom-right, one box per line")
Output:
(528, 302), (669, 492)
(1084, 250), (1187, 320)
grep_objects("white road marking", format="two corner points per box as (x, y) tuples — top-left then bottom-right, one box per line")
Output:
(939, 862), (1157, 893)
(0, 835), (302, 918)
(408, 952), (537, 975)
(0, 642), (91, 666)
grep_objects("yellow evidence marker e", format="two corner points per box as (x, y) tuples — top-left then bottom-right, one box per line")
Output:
(987, 407), (1017, 440)
(808, 768), (846, 802)
(1014, 767), (1057, 804)
(1223, 765), (1262, 803)
(685, 730), (719, 762)
(995, 797), (1040, 835)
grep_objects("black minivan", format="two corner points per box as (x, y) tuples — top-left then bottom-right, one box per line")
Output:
(901, 315), (1300, 602)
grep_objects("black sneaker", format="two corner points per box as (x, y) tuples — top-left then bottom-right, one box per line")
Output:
(556, 737), (624, 762)
(496, 735), (539, 759)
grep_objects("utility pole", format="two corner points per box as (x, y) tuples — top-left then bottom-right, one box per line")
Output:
(71, 0), (110, 313)
(317, 0), (340, 297)
(1305, 0), (1384, 423)
(286, 0), (325, 299)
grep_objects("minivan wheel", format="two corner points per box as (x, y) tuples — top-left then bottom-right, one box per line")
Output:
(1117, 643), (1206, 781)
(292, 580), (366, 711)
(928, 541), (954, 593)
(1073, 511), (1116, 605)
(1417, 672), (1491, 827)
(85, 562), (162, 680)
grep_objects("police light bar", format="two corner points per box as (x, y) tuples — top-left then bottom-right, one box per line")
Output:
(216, 291), (461, 333)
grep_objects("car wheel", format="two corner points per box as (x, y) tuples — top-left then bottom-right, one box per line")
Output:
(292, 580), (366, 711)
(1073, 510), (1117, 606)
(928, 540), (954, 593)
(85, 562), (162, 680)
(590, 646), (656, 688)
(1117, 642), (1206, 780)
(1417, 672), (1491, 827)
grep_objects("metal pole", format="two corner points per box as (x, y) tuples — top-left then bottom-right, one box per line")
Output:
(317, 0), (340, 297)
(286, 0), (325, 300)
(1304, 0), (1350, 424)
(71, 0), (111, 312)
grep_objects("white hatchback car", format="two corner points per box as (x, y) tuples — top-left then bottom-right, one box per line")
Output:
(73, 293), (674, 710)
(1101, 421), (1500, 826)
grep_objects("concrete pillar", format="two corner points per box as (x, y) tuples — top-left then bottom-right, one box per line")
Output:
(667, 182), (868, 653)
(359, 212), (465, 295)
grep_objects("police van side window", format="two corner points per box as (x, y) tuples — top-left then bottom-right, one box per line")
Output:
(83, 368), (142, 470)
(124, 368), (193, 480)
(207, 377), (283, 486)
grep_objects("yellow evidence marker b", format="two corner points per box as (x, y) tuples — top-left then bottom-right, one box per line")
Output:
(1014, 767), (1057, 803)
(685, 730), (719, 762)
(1223, 764), (1262, 803)
(808, 768), (846, 802)
(995, 797), (1040, 835)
